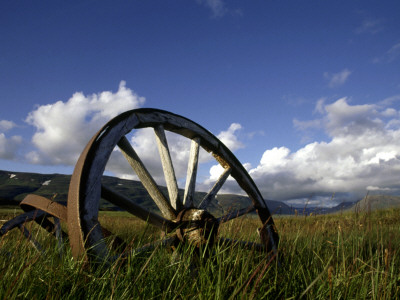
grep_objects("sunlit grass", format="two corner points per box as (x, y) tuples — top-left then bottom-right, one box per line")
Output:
(1, 207), (400, 298)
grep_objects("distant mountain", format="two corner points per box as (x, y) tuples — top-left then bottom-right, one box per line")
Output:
(287, 201), (356, 215)
(0, 170), (58, 205)
(6, 170), (397, 216)
(0, 170), (291, 216)
(352, 195), (400, 212)
(215, 194), (292, 215)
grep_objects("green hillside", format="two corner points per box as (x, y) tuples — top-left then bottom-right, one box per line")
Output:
(0, 170), (54, 204)
(353, 194), (400, 212)
(0, 170), (291, 215)
(6, 170), (400, 216)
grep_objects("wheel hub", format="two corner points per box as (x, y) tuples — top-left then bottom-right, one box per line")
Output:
(175, 208), (219, 247)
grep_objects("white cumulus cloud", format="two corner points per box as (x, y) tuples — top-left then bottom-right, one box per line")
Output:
(25, 81), (145, 165)
(217, 123), (244, 151)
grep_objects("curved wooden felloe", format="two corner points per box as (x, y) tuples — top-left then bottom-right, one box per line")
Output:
(67, 108), (279, 262)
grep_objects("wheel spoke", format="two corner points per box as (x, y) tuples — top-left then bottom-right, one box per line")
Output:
(117, 136), (176, 219)
(217, 205), (256, 224)
(199, 167), (231, 209)
(183, 137), (200, 208)
(101, 184), (175, 232)
(154, 125), (181, 211)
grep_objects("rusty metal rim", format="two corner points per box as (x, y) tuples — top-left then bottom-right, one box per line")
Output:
(20, 194), (67, 221)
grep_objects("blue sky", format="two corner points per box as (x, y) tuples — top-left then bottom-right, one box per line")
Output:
(1, 0), (400, 207)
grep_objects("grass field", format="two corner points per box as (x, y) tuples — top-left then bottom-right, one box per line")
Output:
(1, 207), (399, 299)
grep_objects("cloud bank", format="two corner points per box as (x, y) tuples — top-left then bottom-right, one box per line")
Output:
(212, 97), (400, 206)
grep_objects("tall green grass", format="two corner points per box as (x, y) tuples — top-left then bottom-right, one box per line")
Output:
(1, 208), (399, 299)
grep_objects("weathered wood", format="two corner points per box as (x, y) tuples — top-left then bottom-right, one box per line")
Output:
(199, 167), (232, 209)
(101, 184), (174, 231)
(135, 111), (220, 150)
(117, 136), (176, 220)
(183, 137), (200, 208)
(217, 205), (256, 224)
(154, 125), (181, 211)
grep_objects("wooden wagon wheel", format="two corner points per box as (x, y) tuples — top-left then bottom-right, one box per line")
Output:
(64, 108), (279, 262)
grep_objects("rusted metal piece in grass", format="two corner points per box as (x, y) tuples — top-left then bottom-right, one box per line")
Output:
(20, 194), (67, 221)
